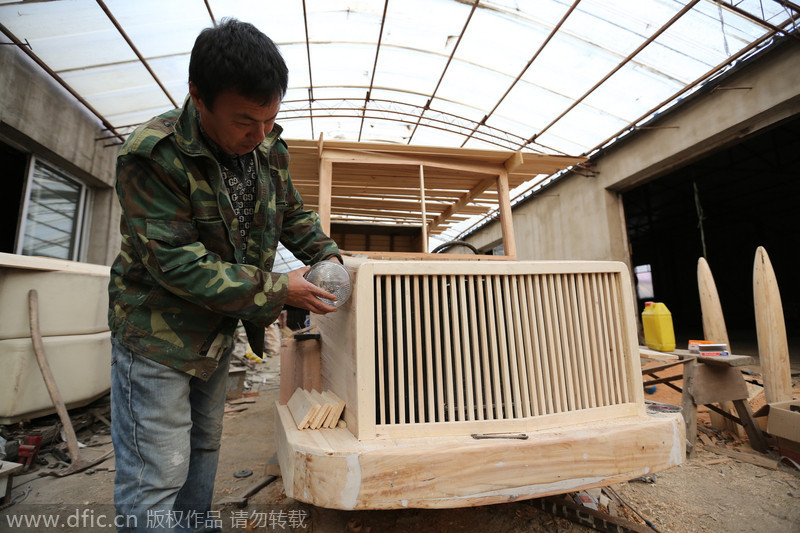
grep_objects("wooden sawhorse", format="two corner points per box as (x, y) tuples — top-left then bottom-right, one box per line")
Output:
(641, 352), (768, 458)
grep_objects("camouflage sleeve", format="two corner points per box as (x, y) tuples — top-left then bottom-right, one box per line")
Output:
(116, 153), (289, 326)
(279, 172), (342, 265)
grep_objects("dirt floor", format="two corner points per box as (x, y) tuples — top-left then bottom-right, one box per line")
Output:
(2, 352), (799, 533)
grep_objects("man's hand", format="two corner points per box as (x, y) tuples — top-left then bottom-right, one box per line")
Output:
(285, 266), (338, 314)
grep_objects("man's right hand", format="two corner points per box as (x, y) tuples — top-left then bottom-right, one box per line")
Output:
(285, 267), (338, 314)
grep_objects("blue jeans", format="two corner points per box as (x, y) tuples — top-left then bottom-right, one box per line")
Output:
(110, 337), (231, 533)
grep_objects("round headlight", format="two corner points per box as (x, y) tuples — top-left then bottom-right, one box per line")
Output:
(303, 261), (353, 308)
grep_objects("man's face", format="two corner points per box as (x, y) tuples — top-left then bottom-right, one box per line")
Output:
(189, 83), (280, 155)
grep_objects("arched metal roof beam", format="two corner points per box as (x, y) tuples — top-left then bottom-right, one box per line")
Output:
(459, 0), (581, 148)
(521, 0), (701, 150)
(96, 0), (178, 108)
(358, 0), (389, 142)
(0, 21), (125, 143)
(408, 0), (479, 144)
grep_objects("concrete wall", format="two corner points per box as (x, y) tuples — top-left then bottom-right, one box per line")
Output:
(0, 43), (121, 266)
(467, 38), (800, 267)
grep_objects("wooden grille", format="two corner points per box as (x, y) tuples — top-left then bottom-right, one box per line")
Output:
(374, 273), (632, 425)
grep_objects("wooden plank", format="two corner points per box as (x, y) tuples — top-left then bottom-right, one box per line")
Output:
(459, 275), (476, 421)
(376, 275), (385, 425)
(279, 339), (300, 405)
(299, 339), (321, 392)
(310, 389), (332, 429)
(432, 275), (445, 422)
(541, 275), (564, 412)
(576, 275), (598, 409)
(688, 365), (749, 406)
(423, 276), (436, 423)
(564, 274), (587, 409)
(496, 169), (516, 258)
(510, 276), (531, 417)
(704, 445), (778, 469)
(318, 158), (333, 234)
(287, 388), (318, 430)
(413, 276), (425, 422)
(467, 276), (484, 421)
(503, 276), (523, 417)
(476, 274), (494, 420)
(525, 275), (547, 415)
(518, 275), (539, 415)
(485, 276), (503, 419)
(451, 275), (466, 421)
(441, 276), (455, 422)
(554, 275), (577, 410)
(753, 246), (792, 403)
(533, 275), (555, 413)
(419, 165), (428, 252)
(322, 390), (346, 428)
(494, 276), (514, 418)
(403, 275), (414, 423)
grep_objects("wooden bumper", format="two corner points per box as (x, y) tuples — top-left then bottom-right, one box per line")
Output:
(276, 404), (684, 510)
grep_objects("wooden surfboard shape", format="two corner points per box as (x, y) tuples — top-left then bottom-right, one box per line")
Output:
(698, 257), (731, 347)
(697, 257), (738, 434)
(753, 246), (792, 404)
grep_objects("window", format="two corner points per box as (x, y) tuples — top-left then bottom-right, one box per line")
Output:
(16, 156), (90, 261)
(634, 264), (654, 300)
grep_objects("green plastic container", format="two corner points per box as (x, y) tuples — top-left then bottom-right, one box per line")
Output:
(642, 302), (675, 352)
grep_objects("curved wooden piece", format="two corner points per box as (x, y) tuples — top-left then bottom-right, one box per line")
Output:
(697, 257), (730, 347)
(697, 258), (738, 434)
(753, 246), (792, 403)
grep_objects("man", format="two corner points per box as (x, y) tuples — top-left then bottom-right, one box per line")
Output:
(108, 19), (340, 532)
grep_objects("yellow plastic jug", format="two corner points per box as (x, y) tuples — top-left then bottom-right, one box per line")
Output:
(642, 302), (675, 352)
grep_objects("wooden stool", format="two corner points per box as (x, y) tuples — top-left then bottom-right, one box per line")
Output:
(0, 460), (24, 505)
(681, 354), (768, 457)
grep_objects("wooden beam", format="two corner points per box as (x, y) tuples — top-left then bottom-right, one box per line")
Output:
(318, 158), (333, 234)
(427, 176), (495, 235)
(504, 150), (524, 173)
(496, 169), (516, 258)
(419, 165), (428, 253)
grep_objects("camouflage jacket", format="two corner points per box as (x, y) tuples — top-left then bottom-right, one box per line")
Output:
(108, 98), (340, 380)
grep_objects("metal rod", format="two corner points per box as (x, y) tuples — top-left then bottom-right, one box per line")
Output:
(460, 0), (582, 148)
(0, 22), (125, 143)
(359, 0), (389, 142)
(96, 0), (178, 108)
(524, 0), (701, 148)
(302, 0), (315, 139)
(408, 0), (479, 143)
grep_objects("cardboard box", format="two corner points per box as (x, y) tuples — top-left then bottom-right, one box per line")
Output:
(766, 400), (800, 462)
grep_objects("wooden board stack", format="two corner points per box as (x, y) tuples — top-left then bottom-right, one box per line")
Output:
(287, 387), (345, 430)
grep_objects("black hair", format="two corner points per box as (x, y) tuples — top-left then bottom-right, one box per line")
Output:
(189, 18), (288, 109)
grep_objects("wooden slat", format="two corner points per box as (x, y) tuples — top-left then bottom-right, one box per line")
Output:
(510, 276), (532, 417)
(458, 275), (476, 421)
(467, 276), (484, 421)
(554, 274), (577, 411)
(541, 275), (564, 412)
(566, 274), (589, 409)
(395, 276), (406, 423)
(503, 276), (523, 417)
(376, 276), (385, 425)
(423, 276), (435, 423)
(441, 276), (455, 422)
(476, 275), (493, 420)
(403, 275), (414, 423)
(413, 276), (425, 422)
(576, 274), (598, 409)
(524, 275), (546, 416)
(493, 276), (513, 418)
(432, 275), (445, 422)
(485, 276), (503, 419)
(533, 274), (554, 414)
(386, 277), (396, 424)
